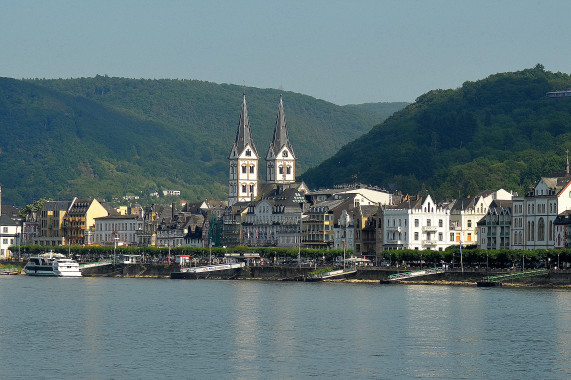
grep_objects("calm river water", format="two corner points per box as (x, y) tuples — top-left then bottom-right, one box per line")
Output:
(0, 276), (569, 379)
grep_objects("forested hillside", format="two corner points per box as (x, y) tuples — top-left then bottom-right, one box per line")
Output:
(0, 77), (403, 206)
(302, 65), (571, 199)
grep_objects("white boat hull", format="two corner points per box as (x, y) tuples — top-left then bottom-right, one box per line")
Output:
(24, 252), (82, 277)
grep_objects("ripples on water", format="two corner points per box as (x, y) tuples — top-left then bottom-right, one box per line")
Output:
(0, 277), (569, 379)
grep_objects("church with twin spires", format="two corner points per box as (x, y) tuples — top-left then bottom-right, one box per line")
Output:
(228, 94), (297, 206)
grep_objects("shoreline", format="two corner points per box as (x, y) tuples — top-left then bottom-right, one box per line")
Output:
(8, 262), (571, 288)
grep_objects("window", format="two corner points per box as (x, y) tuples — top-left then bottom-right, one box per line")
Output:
(467, 233), (472, 242)
(250, 184), (255, 193)
(283, 151), (288, 157)
(414, 232), (419, 240)
(242, 166), (247, 174)
(467, 220), (472, 228)
(246, 149), (251, 157)
(242, 184), (247, 193)
(279, 167), (284, 174)
(415, 219), (419, 227)
(286, 167), (291, 175)
(2, 227), (7, 233)
(427, 219), (431, 227)
(2, 239), (7, 244)
(538, 218), (545, 241)
(438, 233), (443, 241)
(250, 165), (255, 174)
(439, 219), (443, 227)
(450, 233), (454, 241)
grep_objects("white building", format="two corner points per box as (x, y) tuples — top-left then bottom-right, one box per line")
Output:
(0, 215), (21, 259)
(383, 194), (453, 251)
(333, 209), (354, 250)
(338, 187), (393, 207)
(511, 167), (571, 250)
(162, 190), (181, 196)
(450, 196), (488, 246)
(94, 215), (144, 246)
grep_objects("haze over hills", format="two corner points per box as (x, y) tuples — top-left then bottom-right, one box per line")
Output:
(0, 76), (405, 206)
(301, 65), (571, 199)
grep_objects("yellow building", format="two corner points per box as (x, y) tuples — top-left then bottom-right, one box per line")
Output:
(64, 198), (109, 245)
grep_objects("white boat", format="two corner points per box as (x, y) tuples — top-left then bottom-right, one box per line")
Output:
(24, 251), (82, 277)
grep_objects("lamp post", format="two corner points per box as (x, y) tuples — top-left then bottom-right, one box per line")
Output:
(298, 208), (302, 269)
(460, 240), (464, 273)
(113, 231), (118, 265)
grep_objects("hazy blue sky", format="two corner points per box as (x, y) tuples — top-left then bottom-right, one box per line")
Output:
(1, 0), (570, 105)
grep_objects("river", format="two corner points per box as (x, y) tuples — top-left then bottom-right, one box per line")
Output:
(0, 276), (569, 379)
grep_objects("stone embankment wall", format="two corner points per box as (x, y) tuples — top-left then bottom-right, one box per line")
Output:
(82, 263), (177, 277)
(80, 264), (571, 286)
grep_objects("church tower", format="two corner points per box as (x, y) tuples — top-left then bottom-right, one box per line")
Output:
(228, 93), (259, 206)
(266, 95), (295, 184)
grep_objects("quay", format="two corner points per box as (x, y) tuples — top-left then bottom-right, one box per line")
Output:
(76, 263), (571, 287)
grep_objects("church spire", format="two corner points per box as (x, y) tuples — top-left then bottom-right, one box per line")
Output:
(266, 95), (296, 184)
(233, 92), (257, 156)
(267, 94), (294, 158)
(228, 92), (259, 206)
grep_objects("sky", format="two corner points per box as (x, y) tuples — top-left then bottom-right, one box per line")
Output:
(1, 0), (571, 105)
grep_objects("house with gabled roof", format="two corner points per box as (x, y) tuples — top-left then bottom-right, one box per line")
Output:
(450, 196), (489, 246)
(0, 214), (20, 259)
(63, 198), (109, 245)
(382, 194), (453, 251)
(477, 200), (512, 250)
(512, 157), (571, 250)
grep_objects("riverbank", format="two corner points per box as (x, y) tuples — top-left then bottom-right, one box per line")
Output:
(76, 263), (571, 287)
(5, 261), (569, 286)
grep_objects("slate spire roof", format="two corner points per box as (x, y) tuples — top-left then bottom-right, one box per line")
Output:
(267, 95), (295, 158)
(232, 92), (257, 155)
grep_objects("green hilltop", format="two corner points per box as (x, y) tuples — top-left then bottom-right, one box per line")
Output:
(0, 76), (405, 206)
(301, 65), (571, 199)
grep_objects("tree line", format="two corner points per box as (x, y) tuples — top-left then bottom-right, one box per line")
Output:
(10, 244), (570, 268)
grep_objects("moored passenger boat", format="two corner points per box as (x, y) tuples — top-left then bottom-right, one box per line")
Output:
(24, 251), (82, 277)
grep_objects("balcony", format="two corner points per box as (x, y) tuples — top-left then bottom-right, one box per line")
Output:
(422, 226), (438, 232)
(385, 226), (401, 232)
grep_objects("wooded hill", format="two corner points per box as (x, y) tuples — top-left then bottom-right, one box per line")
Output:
(302, 65), (571, 199)
(0, 76), (405, 206)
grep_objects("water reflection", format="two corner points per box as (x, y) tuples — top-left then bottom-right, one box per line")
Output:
(0, 277), (569, 379)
